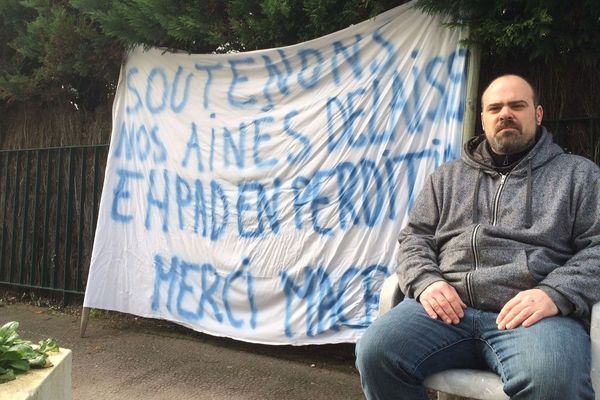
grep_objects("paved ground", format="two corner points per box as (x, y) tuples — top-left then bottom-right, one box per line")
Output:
(1, 303), (364, 400)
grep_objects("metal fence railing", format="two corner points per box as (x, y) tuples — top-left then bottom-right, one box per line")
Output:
(0, 145), (109, 302)
(0, 118), (597, 303)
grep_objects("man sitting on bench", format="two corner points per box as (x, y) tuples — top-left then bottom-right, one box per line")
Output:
(356, 74), (599, 400)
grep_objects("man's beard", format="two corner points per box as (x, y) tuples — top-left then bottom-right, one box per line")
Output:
(488, 120), (533, 155)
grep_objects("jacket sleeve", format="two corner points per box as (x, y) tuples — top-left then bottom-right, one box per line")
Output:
(396, 174), (445, 299)
(537, 168), (600, 320)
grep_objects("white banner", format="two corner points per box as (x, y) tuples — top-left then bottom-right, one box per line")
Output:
(84, 2), (468, 344)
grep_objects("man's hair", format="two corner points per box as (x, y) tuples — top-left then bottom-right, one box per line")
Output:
(481, 74), (540, 108)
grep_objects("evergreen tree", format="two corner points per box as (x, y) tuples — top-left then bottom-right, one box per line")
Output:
(1, 0), (599, 108)
(0, 0), (121, 108)
(416, 0), (600, 66)
(0, 0), (407, 106)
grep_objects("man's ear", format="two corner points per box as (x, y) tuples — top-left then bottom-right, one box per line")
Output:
(536, 105), (544, 126)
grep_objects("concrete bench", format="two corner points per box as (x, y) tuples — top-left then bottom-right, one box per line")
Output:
(378, 275), (600, 400)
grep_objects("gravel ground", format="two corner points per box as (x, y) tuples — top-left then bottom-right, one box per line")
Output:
(1, 301), (365, 400)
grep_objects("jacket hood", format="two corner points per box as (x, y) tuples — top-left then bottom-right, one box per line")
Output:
(461, 127), (564, 228)
(462, 127), (564, 176)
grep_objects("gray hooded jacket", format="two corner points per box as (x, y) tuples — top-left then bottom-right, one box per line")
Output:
(397, 128), (600, 320)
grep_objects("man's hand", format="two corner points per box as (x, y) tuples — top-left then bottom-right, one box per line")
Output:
(419, 281), (467, 324)
(496, 289), (559, 330)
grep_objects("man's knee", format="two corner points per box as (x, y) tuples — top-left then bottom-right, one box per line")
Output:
(356, 321), (422, 389)
(355, 318), (394, 372)
(504, 350), (594, 399)
(355, 303), (427, 384)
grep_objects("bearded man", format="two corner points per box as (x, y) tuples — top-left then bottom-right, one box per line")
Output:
(356, 74), (599, 400)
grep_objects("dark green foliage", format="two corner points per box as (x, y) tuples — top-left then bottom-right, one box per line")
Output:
(0, 0), (406, 106)
(71, 0), (235, 53)
(70, 0), (406, 52)
(0, 0), (122, 108)
(0, 321), (60, 383)
(1, 0), (599, 109)
(224, 0), (403, 50)
(415, 0), (600, 66)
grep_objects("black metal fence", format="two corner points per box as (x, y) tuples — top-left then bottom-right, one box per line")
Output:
(0, 145), (108, 301)
(0, 117), (598, 302)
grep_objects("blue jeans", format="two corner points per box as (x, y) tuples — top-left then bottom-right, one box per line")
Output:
(355, 299), (595, 400)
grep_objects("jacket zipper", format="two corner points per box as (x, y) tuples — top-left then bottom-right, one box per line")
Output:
(466, 173), (507, 305)
(492, 174), (508, 226)
(467, 224), (480, 305)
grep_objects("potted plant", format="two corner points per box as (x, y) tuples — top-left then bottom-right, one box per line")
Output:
(0, 321), (59, 383)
